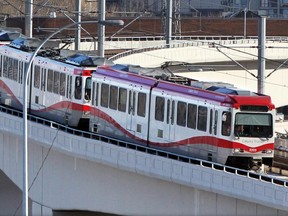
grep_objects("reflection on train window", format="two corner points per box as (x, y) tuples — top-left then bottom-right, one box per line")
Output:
(3, 56), (8, 78)
(34, 65), (40, 89)
(155, 96), (165, 121)
(137, 92), (146, 117)
(12, 59), (17, 81)
(214, 110), (218, 135)
(100, 83), (109, 107)
(221, 111), (231, 136)
(19, 61), (24, 84)
(109, 85), (118, 110)
(177, 101), (187, 127)
(234, 113), (273, 138)
(187, 103), (197, 129)
(74, 76), (82, 99)
(209, 109), (213, 134)
(118, 88), (127, 112)
(84, 77), (91, 100)
(53, 71), (60, 94)
(41, 68), (46, 90)
(197, 106), (207, 132)
(60, 73), (66, 96)
(47, 69), (53, 92)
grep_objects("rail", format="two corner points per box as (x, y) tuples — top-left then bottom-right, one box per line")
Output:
(0, 104), (287, 188)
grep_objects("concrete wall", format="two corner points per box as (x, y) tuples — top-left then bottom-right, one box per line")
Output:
(0, 110), (288, 215)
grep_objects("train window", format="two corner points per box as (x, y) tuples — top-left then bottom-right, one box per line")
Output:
(187, 103), (197, 129)
(171, 100), (175, 125)
(47, 69), (53, 92)
(109, 85), (118, 110)
(12, 59), (18, 81)
(166, 99), (170, 124)
(209, 109), (213, 134)
(95, 83), (99, 106)
(53, 71), (60, 94)
(155, 96), (165, 122)
(92, 82), (95, 106)
(221, 111), (231, 136)
(60, 73), (66, 96)
(84, 77), (91, 100)
(3, 56), (8, 78)
(74, 76), (82, 99)
(19, 61), (23, 84)
(128, 91), (136, 115)
(100, 83), (109, 107)
(118, 88), (127, 112)
(34, 66), (40, 89)
(197, 106), (207, 132)
(214, 110), (218, 135)
(137, 92), (146, 117)
(66, 75), (72, 99)
(41, 68), (46, 90)
(8, 58), (13, 79)
(177, 101), (187, 127)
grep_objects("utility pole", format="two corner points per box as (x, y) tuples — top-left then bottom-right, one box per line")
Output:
(98, 0), (105, 57)
(258, 16), (266, 94)
(25, 0), (33, 37)
(165, 0), (172, 47)
(75, 0), (81, 50)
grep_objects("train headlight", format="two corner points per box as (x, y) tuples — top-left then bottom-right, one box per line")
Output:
(234, 148), (244, 153)
(262, 149), (273, 154)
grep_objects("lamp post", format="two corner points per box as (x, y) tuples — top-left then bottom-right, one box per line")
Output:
(22, 19), (124, 216)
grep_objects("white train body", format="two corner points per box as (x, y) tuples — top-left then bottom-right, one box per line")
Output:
(0, 39), (100, 128)
(90, 65), (276, 169)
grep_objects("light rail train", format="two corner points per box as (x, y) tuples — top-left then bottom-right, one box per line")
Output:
(0, 37), (276, 169)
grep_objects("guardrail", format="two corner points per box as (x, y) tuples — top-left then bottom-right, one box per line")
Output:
(0, 104), (287, 187)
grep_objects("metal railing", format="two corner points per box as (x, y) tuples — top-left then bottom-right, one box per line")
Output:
(0, 104), (287, 187)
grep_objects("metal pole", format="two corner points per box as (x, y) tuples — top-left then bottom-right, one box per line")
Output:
(244, 8), (247, 39)
(25, 0), (33, 37)
(165, 0), (172, 47)
(98, 0), (106, 57)
(22, 19), (123, 216)
(258, 16), (266, 94)
(75, 0), (81, 50)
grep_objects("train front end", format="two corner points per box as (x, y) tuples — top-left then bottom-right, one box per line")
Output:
(224, 95), (275, 170)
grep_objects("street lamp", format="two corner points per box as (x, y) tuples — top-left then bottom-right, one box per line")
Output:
(22, 19), (124, 216)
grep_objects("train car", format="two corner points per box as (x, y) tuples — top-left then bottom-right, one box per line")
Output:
(0, 37), (113, 129)
(89, 64), (276, 169)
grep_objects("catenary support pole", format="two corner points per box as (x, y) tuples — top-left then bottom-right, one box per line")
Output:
(98, 0), (106, 57)
(258, 16), (266, 94)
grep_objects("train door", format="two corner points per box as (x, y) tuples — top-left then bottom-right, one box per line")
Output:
(39, 67), (46, 106)
(150, 93), (176, 143)
(126, 85), (136, 132)
(166, 97), (176, 141)
(207, 105), (218, 161)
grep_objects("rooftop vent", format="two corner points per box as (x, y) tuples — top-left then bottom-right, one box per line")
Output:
(65, 54), (114, 66)
(10, 37), (60, 51)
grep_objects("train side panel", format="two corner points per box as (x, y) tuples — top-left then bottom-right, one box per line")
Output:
(90, 73), (151, 144)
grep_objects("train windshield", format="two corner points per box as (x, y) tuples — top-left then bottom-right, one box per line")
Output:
(234, 113), (273, 138)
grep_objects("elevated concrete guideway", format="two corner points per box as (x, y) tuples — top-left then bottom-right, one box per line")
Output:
(0, 107), (288, 215)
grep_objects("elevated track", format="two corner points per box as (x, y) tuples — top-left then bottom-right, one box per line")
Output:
(0, 105), (288, 215)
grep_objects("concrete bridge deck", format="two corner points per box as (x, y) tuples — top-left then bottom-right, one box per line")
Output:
(0, 106), (288, 215)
